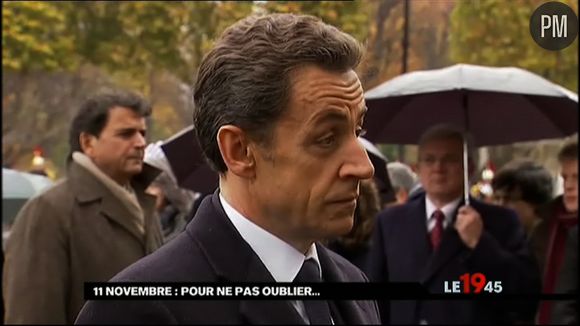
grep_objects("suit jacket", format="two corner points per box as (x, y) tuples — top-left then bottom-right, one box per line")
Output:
(552, 225), (578, 325)
(531, 195), (577, 280)
(3, 161), (163, 324)
(75, 191), (381, 324)
(366, 194), (540, 325)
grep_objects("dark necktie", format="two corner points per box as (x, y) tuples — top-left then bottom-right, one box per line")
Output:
(294, 259), (332, 325)
(430, 210), (445, 250)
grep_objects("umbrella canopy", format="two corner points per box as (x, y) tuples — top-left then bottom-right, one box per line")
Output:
(363, 63), (578, 204)
(2, 168), (53, 198)
(162, 126), (394, 202)
(364, 63), (578, 146)
(2, 168), (54, 225)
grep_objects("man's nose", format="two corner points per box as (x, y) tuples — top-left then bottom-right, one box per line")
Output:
(429, 159), (445, 172)
(134, 132), (146, 148)
(339, 138), (375, 180)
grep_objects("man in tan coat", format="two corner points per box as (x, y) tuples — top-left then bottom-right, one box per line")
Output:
(3, 89), (164, 324)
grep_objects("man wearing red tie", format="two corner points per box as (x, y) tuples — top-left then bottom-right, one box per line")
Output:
(366, 124), (540, 325)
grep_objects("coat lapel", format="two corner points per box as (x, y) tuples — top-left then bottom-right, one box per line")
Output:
(69, 161), (160, 248)
(239, 256), (305, 325)
(421, 227), (464, 284)
(316, 244), (368, 325)
(100, 194), (145, 242)
(393, 198), (432, 282)
(136, 189), (162, 253)
(187, 192), (305, 325)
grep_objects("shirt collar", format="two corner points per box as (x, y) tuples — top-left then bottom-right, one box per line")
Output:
(219, 193), (321, 282)
(425, 195), (461, 225)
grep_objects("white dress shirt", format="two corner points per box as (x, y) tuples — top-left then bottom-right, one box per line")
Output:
(425, 196), (462, 232)
(219, 193), (321, 324)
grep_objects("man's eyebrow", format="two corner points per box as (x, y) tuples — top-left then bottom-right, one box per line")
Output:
(115, 127), (146, 133)
(307, 109), (349, 126)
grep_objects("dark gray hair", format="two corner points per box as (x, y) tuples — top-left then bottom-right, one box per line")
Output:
(492, 159), (554, 207)
(387, 162), (417, 193)
(558, 141), (578, 162)
(193, 13), (364, 173)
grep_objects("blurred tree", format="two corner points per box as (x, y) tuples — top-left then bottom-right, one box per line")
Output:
(62, 1), (255, 141)
(2, 1), (257, 175)
(260, 1), (370, 42)
(450, 0), (578, 91)
(62, 1), (253, 85)
(361, 0), (455, 90)
(2, 65), (116, 176)
(2, 1), (76, 71)
(450, 0), (578, 177)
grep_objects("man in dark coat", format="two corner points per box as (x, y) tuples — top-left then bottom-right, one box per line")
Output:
(3, 90), (163, 324)
(366, 124), (541, 325)
(531, 141), (578, 325)
(76, 13), (380, 325)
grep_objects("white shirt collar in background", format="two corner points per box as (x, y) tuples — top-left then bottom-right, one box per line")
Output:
(425, 195), (461, 231)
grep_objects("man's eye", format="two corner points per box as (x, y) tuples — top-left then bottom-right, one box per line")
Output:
(317, 135), (336, 147)
(356, 128), (367, 137)
(118, 131), (138, 139)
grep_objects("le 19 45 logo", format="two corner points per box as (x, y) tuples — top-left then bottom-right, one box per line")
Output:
(444, 272), (502, 294)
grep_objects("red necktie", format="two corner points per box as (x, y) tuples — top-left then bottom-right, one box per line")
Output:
(430, 210), (445, 250)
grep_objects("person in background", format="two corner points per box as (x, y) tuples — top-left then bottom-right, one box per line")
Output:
(3, 89), (163, 324)
(491, 159), (554, 238)
(143, 141), (199, 242)
(532, 141), (578, 325)
(76, 13), (380, 324)
(326, 178), (381, 271)
(146, 171), (198, 243)
(367, 124), (540, 325)
(386, 161), (418, 206)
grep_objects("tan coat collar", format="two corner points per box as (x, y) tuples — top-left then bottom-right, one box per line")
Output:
(67, 154), (161, 244)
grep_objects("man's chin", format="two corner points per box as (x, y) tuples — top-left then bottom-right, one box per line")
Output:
(563, 199), (577, 214)
(126, 165), (143, 176)
(325, 215), (355, 237)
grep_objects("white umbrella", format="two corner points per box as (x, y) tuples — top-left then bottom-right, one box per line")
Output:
(2, 168), (53, 224)
(364, 63), (578, 204)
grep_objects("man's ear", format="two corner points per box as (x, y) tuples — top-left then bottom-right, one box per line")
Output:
(79, 132), (97, 158)
(396, 189), (409, 204)
(216, 125), (255, 178)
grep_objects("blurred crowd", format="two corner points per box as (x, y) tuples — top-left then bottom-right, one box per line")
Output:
(3, 88), (575, 324)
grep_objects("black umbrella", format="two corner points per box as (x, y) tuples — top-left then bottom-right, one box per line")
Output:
(161, 126), (218, 194)
(162, 127), (394, 202)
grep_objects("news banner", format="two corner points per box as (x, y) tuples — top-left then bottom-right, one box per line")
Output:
(85, 272), (574, 300)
